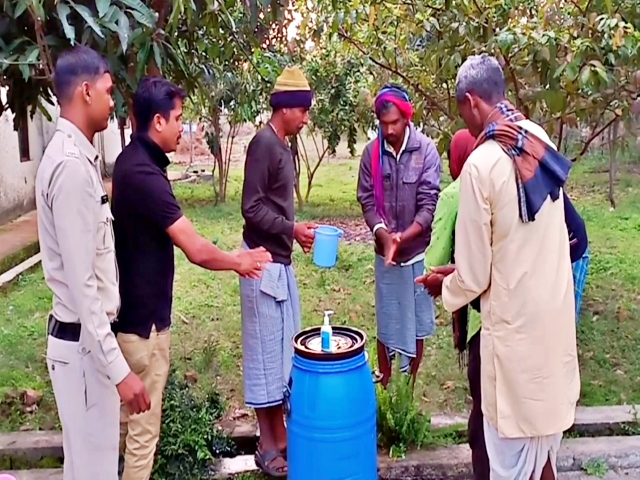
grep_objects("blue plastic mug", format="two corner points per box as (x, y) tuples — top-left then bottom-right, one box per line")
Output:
(312, 225), (344, 268)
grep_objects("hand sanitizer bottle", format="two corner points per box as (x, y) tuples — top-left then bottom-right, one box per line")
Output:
(321, 310), (334, 353)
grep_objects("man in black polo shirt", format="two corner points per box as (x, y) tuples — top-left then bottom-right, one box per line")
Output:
(111, 76), (271, 480)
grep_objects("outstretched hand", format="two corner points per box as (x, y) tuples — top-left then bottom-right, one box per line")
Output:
(234, 247), (272, 279)
(415, 264), (455, 298)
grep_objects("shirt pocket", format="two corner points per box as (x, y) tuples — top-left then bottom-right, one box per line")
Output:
(402, 151), (423, 184)
(96, 202), (115, 253)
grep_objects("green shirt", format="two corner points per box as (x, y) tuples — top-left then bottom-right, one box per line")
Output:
(425, 180), (481, 342)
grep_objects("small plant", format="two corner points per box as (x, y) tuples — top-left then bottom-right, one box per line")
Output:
(376, 363), (432, 456)
(152, 369), (236, 480)
(582, 458), (609, 478)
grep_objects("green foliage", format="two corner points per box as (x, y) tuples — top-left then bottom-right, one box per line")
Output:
(306, 0), (640, 156)
(582, 458), (609, 478)
(152, 369), (235, 480)
(187, 26), (374, 205)
(376, 366), (432, 458)
(183, 7), (290, 203)
(303, 45), (374, 158)
(1, 0), (160, 127)
(0, 0), (289, 129)
(286, 35), (374, 205)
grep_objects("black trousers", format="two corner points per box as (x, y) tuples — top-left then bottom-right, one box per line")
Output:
(468, 332), (490, 480)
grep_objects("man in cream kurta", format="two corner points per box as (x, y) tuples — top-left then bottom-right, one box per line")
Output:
(442, 132), (580, 437)
(423, 54), (580, 480)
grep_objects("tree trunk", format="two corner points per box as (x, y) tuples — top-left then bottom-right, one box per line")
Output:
(119, 118), (127, 149)
(204, 112), (223, 205)
(557, 119), (565, 153)
(290, 135), (305, 208)
(213, 116), (224, 204)
(608, 119), (619, 210)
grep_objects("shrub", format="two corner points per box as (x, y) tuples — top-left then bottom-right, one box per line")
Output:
(376, 364), (432, 458)
(152, 369), (236, 480)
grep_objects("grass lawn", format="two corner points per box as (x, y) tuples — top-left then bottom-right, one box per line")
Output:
(0, 149), (639, 432)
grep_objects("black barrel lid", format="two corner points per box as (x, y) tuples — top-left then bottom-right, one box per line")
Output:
(293, 325), (367, 361)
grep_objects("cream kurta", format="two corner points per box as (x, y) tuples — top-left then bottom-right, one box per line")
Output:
(442, 120), (580, 439)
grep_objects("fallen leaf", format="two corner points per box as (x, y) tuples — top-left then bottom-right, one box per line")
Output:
(617, 307), (630, 322)
(442, 381), (456, 392)
(232, 408), (249, 419)
(22, 389), (43, 407)
(184, 371), (199, 385)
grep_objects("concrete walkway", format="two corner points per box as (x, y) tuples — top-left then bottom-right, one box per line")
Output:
(3, 467), (640, 479)
(0, 211), (39, 273)
(0, 180), (113, 274)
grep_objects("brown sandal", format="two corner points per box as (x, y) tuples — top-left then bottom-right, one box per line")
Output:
(254, 449), (287, 478)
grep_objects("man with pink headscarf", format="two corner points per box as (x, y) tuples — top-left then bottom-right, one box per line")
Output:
(357, 84), (442, 386)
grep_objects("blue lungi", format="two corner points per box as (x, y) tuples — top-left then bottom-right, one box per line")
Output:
(239, 258), (301, 408)
(374, 255), (436, 372)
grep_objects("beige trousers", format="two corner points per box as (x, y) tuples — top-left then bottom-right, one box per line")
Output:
(118, 327), (171, 480)
(47, 335), (120, 480)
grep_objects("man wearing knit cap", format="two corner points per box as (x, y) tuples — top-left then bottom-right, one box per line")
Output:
(240, 66), (316, 477)
(357, 84), (441, 387)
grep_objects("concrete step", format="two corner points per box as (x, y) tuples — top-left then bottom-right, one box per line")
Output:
(4, 405), (639, 465)
(2, 467), (639, 480)
(216, 436), (640, 479)
(560, 469), (640, 479)
(0, 211), (39, 275)
(0, 253), (42, 288)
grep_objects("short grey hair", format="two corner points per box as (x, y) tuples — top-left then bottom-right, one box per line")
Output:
(455, 54), (506, 104)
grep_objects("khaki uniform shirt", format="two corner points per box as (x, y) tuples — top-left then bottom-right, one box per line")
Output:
(442, 120), (580, 438)
(35, 118), (130, 385)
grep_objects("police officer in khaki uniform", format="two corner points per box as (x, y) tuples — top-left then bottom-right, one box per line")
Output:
(35, 46), (151, 480)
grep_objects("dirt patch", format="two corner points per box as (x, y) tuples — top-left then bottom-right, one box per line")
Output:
(173, 122), (256, 167)
(171, 123), (367, 168)
(318, 217), (372, 244)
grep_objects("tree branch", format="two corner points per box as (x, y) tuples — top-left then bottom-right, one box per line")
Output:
(557, 118), (565, 152)
(572, 115), (619, 161)
(500, 53), (529, 116)
(467, 0), (528, 117)
(338, 29), (453, 120)
(218, 5), (270, 83)
(27, 5), (53, 80)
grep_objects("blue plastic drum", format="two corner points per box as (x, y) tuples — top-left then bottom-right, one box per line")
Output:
(287, 326), (378, 480)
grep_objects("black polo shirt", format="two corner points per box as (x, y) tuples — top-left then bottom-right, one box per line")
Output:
(111, 133), (183, 338)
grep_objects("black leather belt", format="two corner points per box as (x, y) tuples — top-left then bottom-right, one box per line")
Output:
(48, 315), (81, 342)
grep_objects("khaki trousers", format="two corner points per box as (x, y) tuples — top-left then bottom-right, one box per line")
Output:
(118, 327), (171, 480)
(47, 335), (120, 480)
